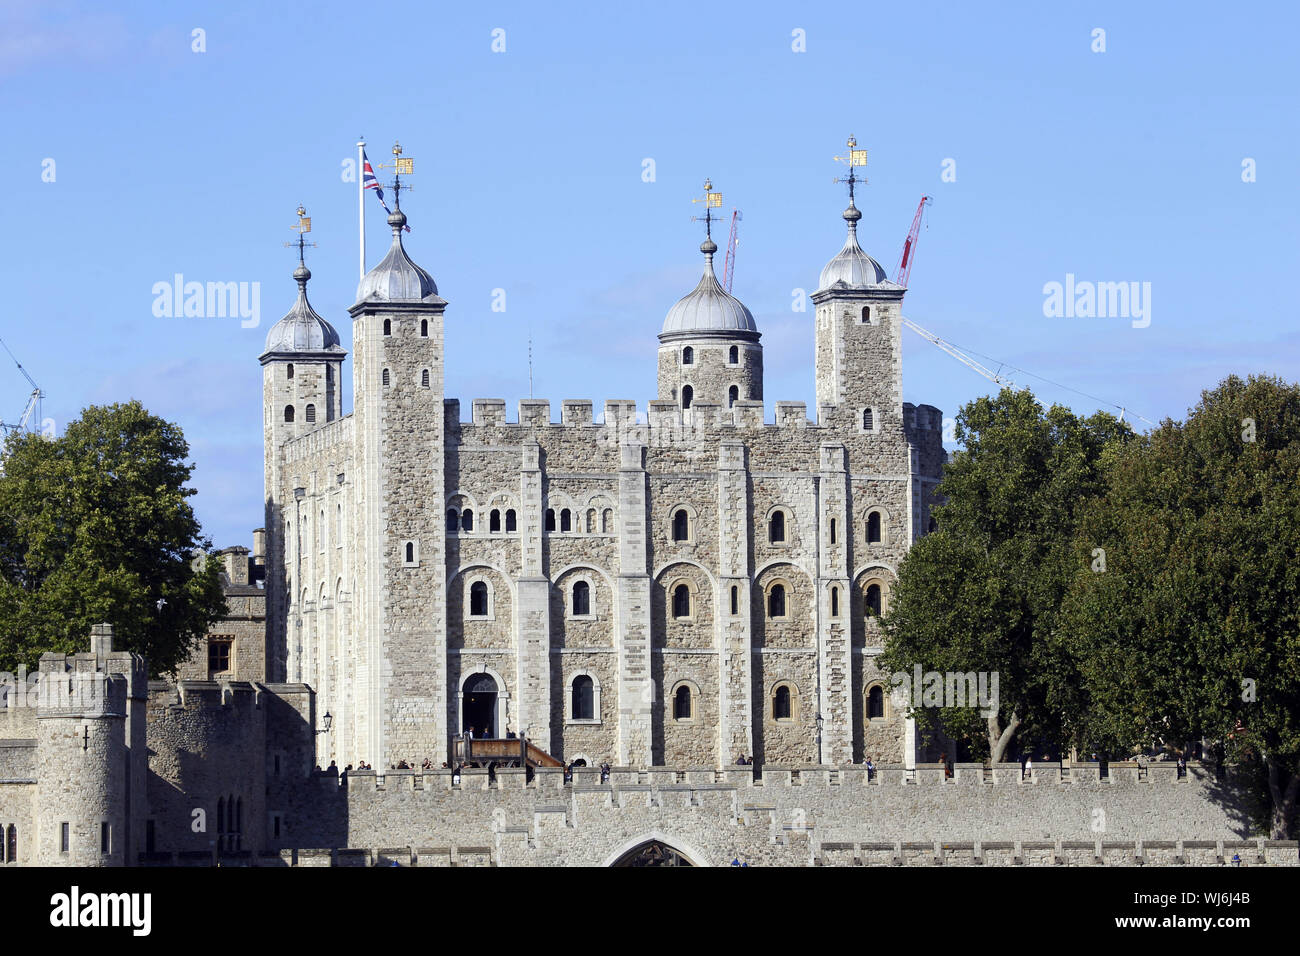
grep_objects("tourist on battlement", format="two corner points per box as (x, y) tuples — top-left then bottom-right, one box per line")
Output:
(865, 756), (875, 779)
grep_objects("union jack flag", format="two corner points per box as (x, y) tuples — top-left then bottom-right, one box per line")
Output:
(363, 149), (410, 231)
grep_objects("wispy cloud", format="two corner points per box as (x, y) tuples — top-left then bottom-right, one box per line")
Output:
(0, 3), (130, 76)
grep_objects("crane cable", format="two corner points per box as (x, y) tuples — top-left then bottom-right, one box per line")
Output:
(903, 320), (1157, 427)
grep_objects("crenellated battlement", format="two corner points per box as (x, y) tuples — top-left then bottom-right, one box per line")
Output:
(281, 414), (354, 463)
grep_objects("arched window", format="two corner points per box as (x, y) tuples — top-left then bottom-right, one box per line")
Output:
(868, 685), (885, 718)
(545, 509), (556, 531)
(572, 580), (590, 616)
(866, 583), (883, 616)
(305, 404), (316, 423)
(560, 508), (572, 532)
(490, 509), (501, 532)
(284, 405), (295, 423)
(729, 345), (738, 364)
(586, 508), (597, 533)
(571, 675), (594, 720)
(682, 346), (694, 366)
(831, 586), (840, 617)
(861, 306), (871, 324)
(601, 509), (612, 533)
(286, 363), (294, 379)
(867, 511), (882, 544)
(681, 385), (693, 410)
(446, 509), (459, 533)
(461, 509), (474, 532)
(383, 318), (391, 335)
(672, 584), (691, 619)
(929, 516), (937, 534)
(773, 685), (792, 720)
(728, 385), (738, 407)
(470, 581), (488, 617)
(405, 542), (414, 563)
(730, 585), (739, 615)
(768, 583), (786, 618)
(863, 407), (874, 431)
(420, 319), (428, 337)
(769, 510), (786, 543)
(673, 685), (692, 719)
(672, 509), (689, 542)
(382, 368), (390, 386)
(421, 369), (430, 387)
(506, 509), (517, 532)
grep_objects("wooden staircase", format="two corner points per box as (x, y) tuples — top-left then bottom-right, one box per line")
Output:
(450, 735), (564, 769)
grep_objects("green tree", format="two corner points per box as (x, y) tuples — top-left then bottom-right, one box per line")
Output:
(1062, 375), (1300, 837)
(878, 387), (1131, 762)
(0, 401), (226, 675)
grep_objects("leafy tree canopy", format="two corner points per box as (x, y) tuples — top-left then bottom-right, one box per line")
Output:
(0, 401), (226, 676)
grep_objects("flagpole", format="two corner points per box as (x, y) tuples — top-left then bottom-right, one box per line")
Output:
(357, 136), (366, 281)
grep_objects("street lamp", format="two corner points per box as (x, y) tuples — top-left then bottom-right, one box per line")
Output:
(315, 711), (332, 735)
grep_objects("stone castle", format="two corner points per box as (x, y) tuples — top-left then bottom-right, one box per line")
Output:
(0, 154), (1286, 866)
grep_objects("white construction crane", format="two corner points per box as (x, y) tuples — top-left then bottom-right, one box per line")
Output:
(0, 336), (43, 435)
(900, 316), (1016, 389)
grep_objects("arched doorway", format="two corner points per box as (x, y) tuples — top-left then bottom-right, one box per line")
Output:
(610, 841), (694, 867)
(462, 672), (498, 738)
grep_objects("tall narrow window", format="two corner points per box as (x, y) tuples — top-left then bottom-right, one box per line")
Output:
(730, 585), (739, 615)
(382, 368), (390, 386)
(506, 509), (517, 532)
(729, 345), (738, 364)
(5, 824), (14, 862)
(769, 510), (786, 543)
(447, 509), (459, 533)
(420, 319), (428, 337)
(560, 509), (572, 532)
(305, 404), (316, 423)
(861, 306), (871, 324)
(831, 586), (840, 617)
(383, 318), (391, 335)
(571, 676), (594, 720)
(405, 542), (415, 563)
(286, 363), (294, 379)
(672, 509), (689, 542)
(601, 509), (612, 533)
(61, 822), (69, 853)
(863, 407), (874, 431)
(461, 509), (474, 532)
(586, 509), (597, 533)
(490, 509), (501, 532)
(830, 518), (837, 543)
(672, 584), (691, 619)
(768, 583), (786, 618)
(868, 685), (885, 718)
(681, 385), (693, 410)
(470, 581), (488, 616)
(866, 583), (882, 616)
(572, 580), (590, 616)
(867, 511), (882, 544)
(728, 385), (738, 407)
(101, 822), (110, 854)
(682, 346), (694, 365)
(545, 509), (556, 532)
(421, 369), (430, 387)
(773, 685), (792, 720)
(284, 405), (295, 423)
(673, 685), (692, 719)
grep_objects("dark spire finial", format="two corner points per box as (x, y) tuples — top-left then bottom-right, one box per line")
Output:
(285, 204), (318, 293)
(691, 178), (724, 270)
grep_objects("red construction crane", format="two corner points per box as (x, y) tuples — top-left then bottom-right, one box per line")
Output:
(894, 195), (932, 287)
(722, 209), (742, 293)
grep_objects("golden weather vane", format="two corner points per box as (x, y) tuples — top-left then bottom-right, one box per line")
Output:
(284, 204), (318, 261)
(690, 178), (724, 241)
(376, 140), (415, 205)
(832, 134), (868, 202)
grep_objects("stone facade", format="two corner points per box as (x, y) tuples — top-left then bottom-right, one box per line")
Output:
(251, 193), (947, 774)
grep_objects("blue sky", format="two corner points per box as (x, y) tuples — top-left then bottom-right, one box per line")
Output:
(2, 1), (1297, 549)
